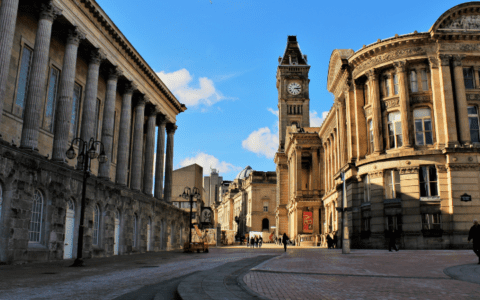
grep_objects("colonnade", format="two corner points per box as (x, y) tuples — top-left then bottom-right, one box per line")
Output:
(0, 0), (176, 201)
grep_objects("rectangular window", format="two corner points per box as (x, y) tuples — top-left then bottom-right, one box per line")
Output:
(422, 213), (442, 230)
(468, 106), (480, 143)
(173, 202), (179, 208)
(70, 83), (82, 138)
(14, 47), (33, 117)
(387, 112), (402, 148)
(94, 99), (101, 139)
(421, 69), (428, 91)
(384, 77), (390, 97)
(464, 68), (475, 89)
(393, 74), (399, 95)
(419, 166), (438, 197)
(43, 67), (60, 132)
(263, 201), (268, 212)
(414, 109), (433, 145)
(363, 175), (370, 203)
(368, 120), (374, 153)
(386, 215), (402, 232)
(363, 218), (370, 231)
(384, 170), (400, 199)
(191, 212), (196, 219)
(410, 70), (418, 92)
(111, 110), (117, 160)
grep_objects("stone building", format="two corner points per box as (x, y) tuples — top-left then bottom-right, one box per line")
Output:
(275, 3), (480, 249)
(171, 164), (203, 222)
(215, 166), (276, 238)
(0, 0), (189, 263)
(203, 168), (223, 208)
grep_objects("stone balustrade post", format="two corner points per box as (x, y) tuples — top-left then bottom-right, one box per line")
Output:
(130, 97), (146, 191)
(0, 0), (20, 136)
(394, 61), (412, 148)
(154, 115), (166, 199)
(51, 28), (85, 162)
(163, 123), (177, 202)
(452, 54), (471, 145)
(143, 106), (157, 195)
(98, 67), (122, 179)
(115, 82), (136, 186)
(20, 3), (61, 150)
(366, 69), (383, 154)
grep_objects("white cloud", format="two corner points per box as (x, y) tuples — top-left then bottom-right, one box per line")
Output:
(310, 110), (329, 127)
(241, 127), (279, 159)
(157, 68), (225, 107)
(180, 152), (242, 175)
(267, 108), (279, 117)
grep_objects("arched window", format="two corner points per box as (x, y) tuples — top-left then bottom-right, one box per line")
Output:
(414, 109), (433, 145)
(29, 189), (44, 243)
(133, 214), (138, 248)
(262, 218), (269, 231)
(410, 70), (418, 92)
(93, 205), (100, 246)
(387, 112), (402, 149)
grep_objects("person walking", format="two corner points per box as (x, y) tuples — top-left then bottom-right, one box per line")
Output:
(283, 233), (289, 252)
(250, 237), (254, 248)
(326, 234), (333, 249)
(259, 236), (263, 248)
(332, 233), (338, 249)
(468, 219), (480, 264)
(389, 228), (398, 252)
(254, 236), (258, 248)
(278, 236), (282, 246)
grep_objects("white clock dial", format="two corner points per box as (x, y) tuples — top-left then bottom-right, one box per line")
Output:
(288, 82), (301, 95)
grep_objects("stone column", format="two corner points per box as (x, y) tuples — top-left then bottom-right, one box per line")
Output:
(429, 57), (446, 148)
(313, 207), (320, 234)
(154, 115), (167, 199)
(51, 28), (85, 162)
(394, 61), (412, 148)
(366, 69), (383, 153)
(130, 98), (146, 191)
(79, 48), (105, 145)
(452, 55), (471, 145)
(312, 147), (319, 192)
(354, 83), (367, 158)
(438, 54), (459, 146)
(339, 101), (347, 166)
(20, 3), (61, 150)
(98, 67), (122, 179)
(0, 0), (20, 136)
(163, 123), (177, 202)
(296, 147), (302, 193)
(115, 82), (136, 186)
(143, 106), (157, 195)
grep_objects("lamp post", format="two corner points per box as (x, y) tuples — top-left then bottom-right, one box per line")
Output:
(66, 137), (107, 267)
(181, 186), (201, 248)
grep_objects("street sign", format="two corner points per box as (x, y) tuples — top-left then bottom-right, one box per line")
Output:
(460, 193), (472, 202)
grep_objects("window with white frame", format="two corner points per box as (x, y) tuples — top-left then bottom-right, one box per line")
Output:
(421, 69), (428, 91)
(410, 70), (418, 92)
(368, 120), (374, 153)
(414, 108), (433, 145)
(422, 213), (442, 230)
(384, 170), (401, 199)
(385, 215), (402, 231)
(133, 214), (138, 248)
(419, 166), (438, 197)
(263, 201), (268, 212)
(29, 189), (44, 243)
(464, 67), (475, 89)
(363, 174), (371, 203)
(393, 74), (399, 95)
(14, 46), (33, 117)
(468, 106), (480, 143)
(93, 205), (100, 246)
(387, 112), (402, 149)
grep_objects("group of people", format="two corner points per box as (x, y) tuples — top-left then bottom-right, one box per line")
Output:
(247, 235), (263, 248)
(326, 233), (338, 249)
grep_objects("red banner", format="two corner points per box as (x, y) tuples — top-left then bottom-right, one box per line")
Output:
(303, 211), (313, 233)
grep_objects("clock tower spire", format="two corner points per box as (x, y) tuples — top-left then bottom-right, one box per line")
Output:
(276, 36), (310, 151)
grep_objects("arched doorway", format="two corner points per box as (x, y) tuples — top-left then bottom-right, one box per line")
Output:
(114, 210), (120, 255)
(147, 217), (152, 251)
(63, 199), (75, 259)
(262, 218), (269, 231)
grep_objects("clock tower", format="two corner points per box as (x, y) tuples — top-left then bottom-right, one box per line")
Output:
(276, 36), (310, 151)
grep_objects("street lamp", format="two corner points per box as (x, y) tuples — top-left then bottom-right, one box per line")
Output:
(66, 137), (107, 267)
(181, 186), (201, 247)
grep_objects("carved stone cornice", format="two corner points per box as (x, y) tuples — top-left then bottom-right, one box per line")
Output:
(368, 171), (383, 179)
(438, 54), (452, 66)
(452, 54), (466, 67)
(39, 2), (62, 22)
(440, 15), (480, 30)
(393, 61), (407, 73)
(66, 27), (86, 46)
(436, 165), (447, 173)
(399, 167), (419, 174)
(365, 69), (378, 82)
(466, 93), (480, 101)
(384, 97), (399, 109)
(411, 93), (432, 104)
(447, 164), (480, 171)
(428, 57), (439, 69)
(364, 105), (372, 117)
(90, 48), (106, 65)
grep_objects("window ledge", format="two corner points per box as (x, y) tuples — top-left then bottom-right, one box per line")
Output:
(421, 229), (443, 237)
(360, 202), (371, 208)
(28, 242), (47, 250)
(383, 198), (401, 204)
(420, 196), (441, 202)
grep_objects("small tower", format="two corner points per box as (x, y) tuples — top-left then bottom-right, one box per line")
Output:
(276, 36), (311, 151)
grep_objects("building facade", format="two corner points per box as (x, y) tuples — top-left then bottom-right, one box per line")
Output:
(0, 0), (189, 263)
(275, 3), (480, 249)
(203, 168), (223, 208)
(171, 164), (203, 223)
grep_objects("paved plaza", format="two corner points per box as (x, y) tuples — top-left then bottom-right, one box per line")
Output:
(0, 245), (479, 299)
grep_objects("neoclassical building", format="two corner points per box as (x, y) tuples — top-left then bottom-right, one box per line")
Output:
(0, 0), (189, 263)
(214, 166), (276, 239)
(275, 3), (480, 249)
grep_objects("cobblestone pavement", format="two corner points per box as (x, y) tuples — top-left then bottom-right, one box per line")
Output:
(243, 247), (480, 300)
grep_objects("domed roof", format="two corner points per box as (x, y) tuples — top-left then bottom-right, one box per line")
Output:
(236, 166), (253, 180)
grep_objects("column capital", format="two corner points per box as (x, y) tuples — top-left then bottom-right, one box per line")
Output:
(108, 66), (123, 81)
(156, 113), (167, 126)
(166, 123), (177, 134)
(365, 69), (378, 82)
(66, 27), (86, 46)
(428, 57), (439, 69)
(393, 60), (407, 73)
(90, 48), (106, 65)
(39, 2), (62, 22)
(146, 104), (158, 117)
(135, 98), (146, 108)
(124, 82), (137, 95)
(438, 54), (452, 66)
(452, 54), (466, 67)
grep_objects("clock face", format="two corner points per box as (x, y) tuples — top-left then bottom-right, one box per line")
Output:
(288, 82), (301, 95)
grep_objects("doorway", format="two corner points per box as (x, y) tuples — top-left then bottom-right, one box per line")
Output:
(63, 200), (75, 259)
(114, 211), (120, 255)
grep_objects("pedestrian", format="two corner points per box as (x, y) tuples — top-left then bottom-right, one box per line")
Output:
(254, 236), (259, 248)
(274, 237), (277, 245)
(332, 233), (338, 249)
(388, 228), (398, 252)
(250, 237), (254, 248)
(326, 234), (333, 249)
(468, 219), (480, 264)
(259, 236), (263, 248)
(278, 236), (282, 245)
(283, 233), (289, 252)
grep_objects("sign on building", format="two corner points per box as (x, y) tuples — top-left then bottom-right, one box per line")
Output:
(303, 211), (313, 233)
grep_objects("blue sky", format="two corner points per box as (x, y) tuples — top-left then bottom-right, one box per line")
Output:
(98, 0), (461, 180)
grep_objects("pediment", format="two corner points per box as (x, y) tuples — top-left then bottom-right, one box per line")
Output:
(327, 49), (353, 93)
(430, 2), (480, 37)
(439, 14), (480, 31)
